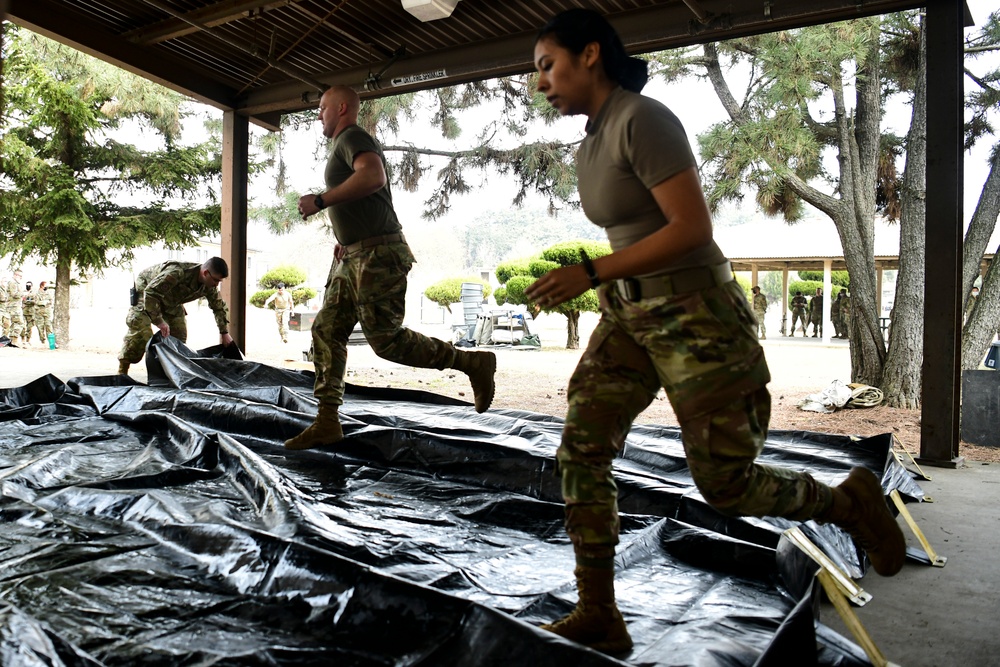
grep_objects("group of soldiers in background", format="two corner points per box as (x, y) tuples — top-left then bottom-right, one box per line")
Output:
(1, 269), (55, 347)
(785, 287), (851, 338)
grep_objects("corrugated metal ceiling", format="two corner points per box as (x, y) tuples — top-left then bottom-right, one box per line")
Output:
(8, 0), (926, 129)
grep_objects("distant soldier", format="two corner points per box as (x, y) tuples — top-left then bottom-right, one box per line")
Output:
(33, 280), (55, 345)
(808, 287), (823, 338)
(263, 282), (294, 343)
(831, 291), (843, 338)
(0, 273), (10, 338)
(751, 285), (767, 339)
(1, 269), (26, 345)
(117, 257), (233, 375)
(789, 291), (808, 336)
(21, 281), (36, 346)
(841, 290), (852, 339)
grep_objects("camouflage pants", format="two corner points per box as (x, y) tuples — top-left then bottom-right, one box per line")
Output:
(810, 312), (823, 336)
(118, 305), (188, 363)
(275, 309), (288, 341)
(558, 280), (831, 555)
(34, 309), (54, 343)
(23, 307), (35, 338)
(790, 309), (807, 334)
(753, 308), (766, 338)
(311, 240), (458, 406)
(1, 304), (24, 339)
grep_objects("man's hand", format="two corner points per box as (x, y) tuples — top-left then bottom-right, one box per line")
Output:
(157, 322), (170, 338)
(298, 193), (322, 220)
(334, 243), (346, 261)
(220, 333), (234, 347)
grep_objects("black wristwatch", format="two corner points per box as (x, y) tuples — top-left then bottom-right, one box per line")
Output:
(314, 194), (326, 210)
(580, 250), (601, 288)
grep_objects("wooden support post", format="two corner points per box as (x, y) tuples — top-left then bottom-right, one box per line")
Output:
(920, 0), (964, 467)
(221, 110), (249, 353)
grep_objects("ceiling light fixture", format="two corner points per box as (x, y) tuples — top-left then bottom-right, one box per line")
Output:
(401, 0), (461, 22)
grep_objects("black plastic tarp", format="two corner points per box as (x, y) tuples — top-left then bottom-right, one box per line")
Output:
(0, 336), (924, 666)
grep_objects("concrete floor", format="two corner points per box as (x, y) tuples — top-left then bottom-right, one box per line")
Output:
(3, 330), (999, 666)
(823, 461), (1000, 667)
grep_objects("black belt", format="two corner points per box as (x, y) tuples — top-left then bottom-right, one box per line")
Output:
(342, 233), (405, 255)
(616, 261), (734, 302)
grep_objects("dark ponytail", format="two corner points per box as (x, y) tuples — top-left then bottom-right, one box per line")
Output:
(536, 9), (648, 93)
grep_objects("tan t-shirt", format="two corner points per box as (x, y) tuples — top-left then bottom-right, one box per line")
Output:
(324, 124), (402, 245)
(576, 86), (726, 274)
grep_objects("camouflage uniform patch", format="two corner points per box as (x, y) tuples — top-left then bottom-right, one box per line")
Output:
(311, 241), (458, 405)
(558, 280), (830, 552)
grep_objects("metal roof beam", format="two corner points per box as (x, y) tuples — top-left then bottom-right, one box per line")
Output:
(125, 0), (299, 46)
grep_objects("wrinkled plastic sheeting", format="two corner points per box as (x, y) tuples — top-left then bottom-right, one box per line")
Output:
(0, 337), (924, 666)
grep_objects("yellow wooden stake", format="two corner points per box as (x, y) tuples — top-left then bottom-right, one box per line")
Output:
(890, 489), (947, 567)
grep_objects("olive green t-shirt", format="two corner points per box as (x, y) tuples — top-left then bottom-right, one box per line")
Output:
(324, 124), (402, 245)
(576, 87), (726, 274)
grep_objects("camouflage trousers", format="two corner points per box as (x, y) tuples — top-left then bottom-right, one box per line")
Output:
(810, 311), (823, 336)
(275, 309), (288, 341)
(558, 279), (831, 555)
(790, 309), (808, 334)
(23, 308), (35, 338)
(118, 305), (188, 363)
(1, 304), (24, 339)
(33, 310), (54, 343)
(753, 308), (766, 338)
(311, 240), (458, 406)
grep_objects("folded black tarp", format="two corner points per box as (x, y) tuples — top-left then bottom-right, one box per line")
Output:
(0, 336), (923, 666)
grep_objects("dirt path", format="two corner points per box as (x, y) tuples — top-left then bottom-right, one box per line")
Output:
(4, 305), (996, 463)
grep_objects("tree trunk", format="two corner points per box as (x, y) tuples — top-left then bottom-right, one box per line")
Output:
(565, 310), (580, 349)
(53, 252), (72, 347)
(843, 30), (887, 387)
(962, 242), (1000, 370)
(960, 151), (1000, 369)
(882, 18), (927, 409)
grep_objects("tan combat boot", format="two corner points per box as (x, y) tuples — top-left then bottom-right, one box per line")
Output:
(10, 336), (20, 347)
(453, 350), (497, 413)
(284, 403), (344, 450)
(824, 467), (906, 576)
(118, 360), (130, 375)
(541, 565), (633, 654)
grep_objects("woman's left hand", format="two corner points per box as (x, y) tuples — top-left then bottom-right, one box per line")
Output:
(525, 265), (591, 309)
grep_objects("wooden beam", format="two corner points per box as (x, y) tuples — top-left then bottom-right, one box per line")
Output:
(221, 110), (250, 353)
(919, 0), (964, 467)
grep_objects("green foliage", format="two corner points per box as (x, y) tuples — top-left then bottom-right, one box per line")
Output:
(736, 275), (752, 299)
(496, 258), (535, 284)
(259, 265), (308, 289)
(455, 208), (605, 271)
(528, 259), (560, 279)
(250, 287), (317, 309)
(540, 239), (612, 266)
(495, 239), (610, 348)
(0, 29), (222, 283)
(423, 277), (492, 308)
(497, 275), (535, 309)
(797, 270), (850, 287)
(788, 280), (824, 302)
(494, 286), (508, 306)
